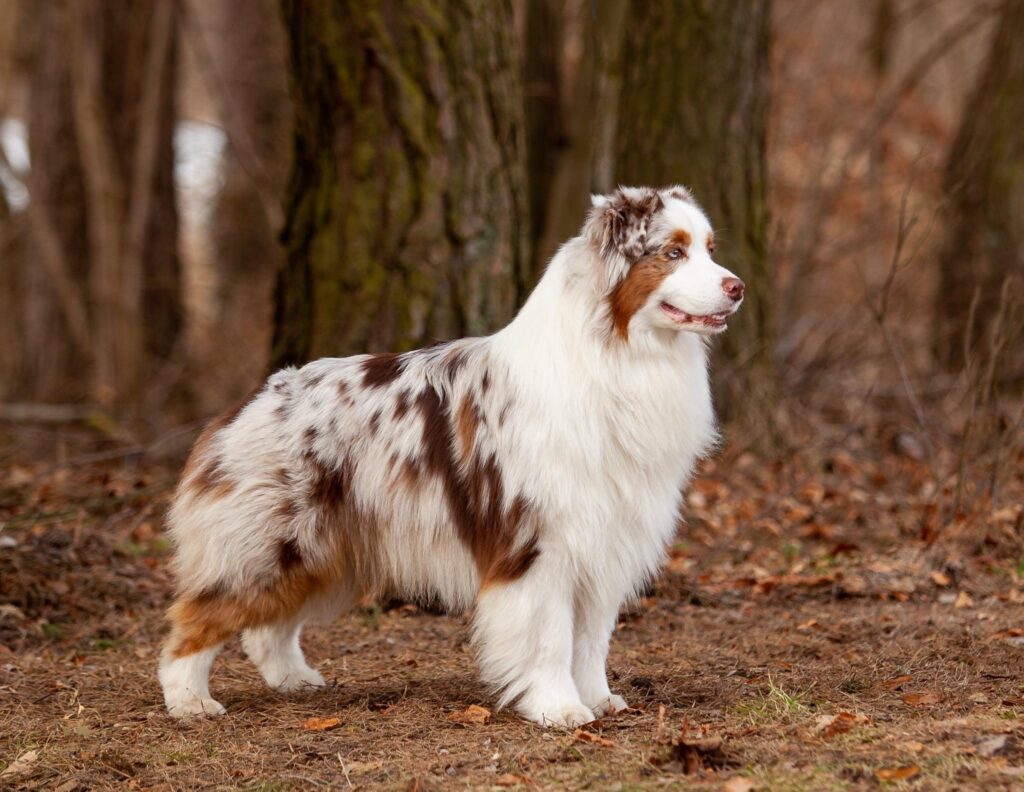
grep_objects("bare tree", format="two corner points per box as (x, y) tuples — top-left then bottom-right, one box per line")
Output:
(273, 0), (529, 367)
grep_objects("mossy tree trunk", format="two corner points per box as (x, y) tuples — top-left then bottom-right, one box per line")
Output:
(614, 0), (774, 427)
(273, 0), (529, 368)
(935, 0), (1024, 378)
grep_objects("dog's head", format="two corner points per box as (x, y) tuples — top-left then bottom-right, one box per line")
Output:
(584, 186), (744, 340)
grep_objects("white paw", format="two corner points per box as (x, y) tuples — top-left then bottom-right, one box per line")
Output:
(166, 695), (226, 718)
(520, 701), (595, 728)
(590, 693), (628, 717)
(268, 665), (326, 692)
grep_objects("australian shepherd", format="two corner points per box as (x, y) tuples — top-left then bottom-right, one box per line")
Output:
(159, 185), (744, 727)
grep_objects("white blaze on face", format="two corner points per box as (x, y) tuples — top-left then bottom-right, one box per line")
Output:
(646, 199), (743, 335)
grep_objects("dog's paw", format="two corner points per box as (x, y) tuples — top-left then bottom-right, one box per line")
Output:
(166, 696), (226, 718)
(268, 666), (326, 692)
(589, 693), (628, 717)
(520, 700), (595, 728)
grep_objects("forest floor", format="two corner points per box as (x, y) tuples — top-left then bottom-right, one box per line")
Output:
(2, 428), (1024, 791)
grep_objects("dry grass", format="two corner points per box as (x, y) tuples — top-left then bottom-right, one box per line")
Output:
(2, 427), (1023, 791)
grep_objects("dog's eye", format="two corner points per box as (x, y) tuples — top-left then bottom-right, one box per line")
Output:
(707, 241), (716, 255)
(667, 248), (684, 260)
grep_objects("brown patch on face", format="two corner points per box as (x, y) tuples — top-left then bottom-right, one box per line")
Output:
(608, 254), (677, 340)
(361, 353), (404, 388)
(670, 229), (692, 248)
(416, 386), (539, 585)
(706, 232), (715, 255)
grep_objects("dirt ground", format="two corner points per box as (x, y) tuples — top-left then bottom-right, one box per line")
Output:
(2, 433), (1024, 791)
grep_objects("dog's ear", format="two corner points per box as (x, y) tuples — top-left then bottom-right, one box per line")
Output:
(585, 187), (664, 261)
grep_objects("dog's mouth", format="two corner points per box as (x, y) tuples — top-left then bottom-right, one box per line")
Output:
(659, 302), (733, 330)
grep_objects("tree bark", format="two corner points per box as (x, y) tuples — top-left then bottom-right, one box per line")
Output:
(21, 0), (93, 402)
(273, 0), (529, 368)
(197, 0), (290, 407)
(614, 0), (774, 426)
(935, 0), (1024, 376)
(62, 0), (182, 408)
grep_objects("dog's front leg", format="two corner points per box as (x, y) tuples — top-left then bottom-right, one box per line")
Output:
(473, 564), (593, 728)
(572, 587), (628, 717)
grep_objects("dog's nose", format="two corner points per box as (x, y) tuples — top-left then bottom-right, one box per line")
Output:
(722, 277), (745, 301)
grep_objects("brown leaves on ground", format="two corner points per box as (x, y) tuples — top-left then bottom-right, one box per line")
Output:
(815, 711), (870, 738)
(655, 722), (732, 776)
(447, 704), (491, 725)
(875, 764), (921, 781)
(901, 691), (942, 706)
(574, 728), (615, 748)
(302, 716), (341, 731)
(0, 749), (38, 778)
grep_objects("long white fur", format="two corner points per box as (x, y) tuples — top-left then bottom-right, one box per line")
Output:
(159, 186), (741, 726)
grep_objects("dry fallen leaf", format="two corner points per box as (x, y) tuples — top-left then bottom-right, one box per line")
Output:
(447, 704), (492, 725)
(902, 741), (925, 754)
(954, 591), (974, 609)
(303, 716), (341, 731)
(815, 711), (869, 738)
(574, 728), (615, 748)
(722, 777), (757, 792)
(495, 773), (525, 787)
(929, 570), (951, 587)
(902, 692), (941, 706)
(0, 749), (38, 778)
(796, 618), (818, 632)
(880, 674), (913, 690)
(875, 764), (921, 782)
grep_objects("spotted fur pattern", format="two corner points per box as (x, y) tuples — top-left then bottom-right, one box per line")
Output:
(159, 185), (743, 727)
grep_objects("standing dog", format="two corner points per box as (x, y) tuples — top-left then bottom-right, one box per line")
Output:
(159, 185), (744, 726)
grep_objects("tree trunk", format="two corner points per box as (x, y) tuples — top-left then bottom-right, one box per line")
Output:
(935, 0), (1024, 377)
(614, 1), (774, 427)
(21, 0), (93, 402)
(65, 0), (182, 407)
(198, 0), (290, 407)
(273, 0), (529, 368)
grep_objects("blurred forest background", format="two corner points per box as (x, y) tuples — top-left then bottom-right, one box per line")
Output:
(2, 1), (1024, 788)
(0, 0), (1020, 502)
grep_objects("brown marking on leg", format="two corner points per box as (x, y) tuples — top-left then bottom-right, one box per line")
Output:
(166, 560), (329, 659)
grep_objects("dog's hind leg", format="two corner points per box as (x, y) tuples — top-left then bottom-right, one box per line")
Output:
(242, 618), (324, 692)
(159, 593), (238, 718)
